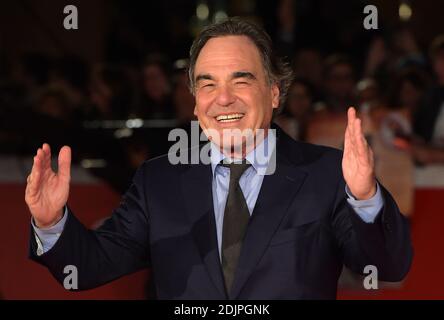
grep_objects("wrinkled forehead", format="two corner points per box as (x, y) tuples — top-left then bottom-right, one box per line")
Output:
(194, 35), (265, 79)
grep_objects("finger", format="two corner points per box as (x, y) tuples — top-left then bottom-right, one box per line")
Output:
(347, 107), (359, 149)
(347, 106), (356, 121)
(42, 143), (52, 171)
(58, 146), (71, 181)
(27, 153), (43, 197)
(32, 148), (43, 177)
(347, 107), (357, 137)
(37, 148), (48, 173)
(354, 118), (369, 158)
(343, 122), (352, 156)
(42, 143), (51, 155)
(356, 118), (369, 146)
(346, 107), (361, 157)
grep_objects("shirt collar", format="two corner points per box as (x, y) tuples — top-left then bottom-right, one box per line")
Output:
(210, 129), (276, 177)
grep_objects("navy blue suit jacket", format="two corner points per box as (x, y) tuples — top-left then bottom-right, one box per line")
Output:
(29, 126), (413, 299)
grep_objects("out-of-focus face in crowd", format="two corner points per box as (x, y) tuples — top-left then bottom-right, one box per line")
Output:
(399, 78), (424, 110)
(293, 49), (323, 87)
(143, 63), (169, 102)
(325, 62), (355, 101)
(286, 82), (312, 119)
(173, 72), (195, 123)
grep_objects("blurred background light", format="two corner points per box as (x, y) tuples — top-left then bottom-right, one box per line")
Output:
(196, 2), (209, 21)
(214, 10), (228, 23)
(399, 1), (413, 21)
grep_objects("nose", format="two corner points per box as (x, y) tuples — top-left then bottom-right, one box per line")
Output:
(215, 84), (236, 107)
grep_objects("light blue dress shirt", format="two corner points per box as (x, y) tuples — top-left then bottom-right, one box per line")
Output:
(32, 130), (384, 256)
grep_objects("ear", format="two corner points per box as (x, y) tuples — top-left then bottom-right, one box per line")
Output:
(193, 104), (198, 116)
(271, 83), (280, 109)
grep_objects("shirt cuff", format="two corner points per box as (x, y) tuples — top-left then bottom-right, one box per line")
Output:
(31, 206), (68, 255)
(345, 183), (384, 224)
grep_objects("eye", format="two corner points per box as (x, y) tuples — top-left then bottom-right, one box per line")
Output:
(201, 83), (215, 89)
(235, 81), (249, 86)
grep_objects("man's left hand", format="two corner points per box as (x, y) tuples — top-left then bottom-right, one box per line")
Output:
(342, 107), (377, 200)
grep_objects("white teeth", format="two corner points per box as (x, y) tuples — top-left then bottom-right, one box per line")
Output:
(216, 113), (244, 122)
(218, 118), (239, 122)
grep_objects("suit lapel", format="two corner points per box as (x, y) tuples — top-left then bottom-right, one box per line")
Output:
(180, 162), (227, 298)
(179, 127), (308, 300)
(229, 130), (308, 299)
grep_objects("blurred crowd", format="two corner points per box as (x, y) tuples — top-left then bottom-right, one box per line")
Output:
(1, 6), (444, 198)
(275, 30), (444, 166)
(0, 52), (197, 191)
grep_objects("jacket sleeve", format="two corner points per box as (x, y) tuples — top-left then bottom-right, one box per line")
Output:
(28, 162), (151, 290)
(331, 176), (413, 282)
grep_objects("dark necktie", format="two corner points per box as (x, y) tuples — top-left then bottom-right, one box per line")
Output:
(220, 161), (251, 293)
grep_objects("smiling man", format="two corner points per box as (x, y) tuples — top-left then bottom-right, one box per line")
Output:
(26, 18), (412, 299)
(192, 35), (280, 157)
(190, 24), (288, 161)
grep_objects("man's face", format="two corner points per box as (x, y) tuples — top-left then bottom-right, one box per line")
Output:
(193, 36), (279, 149)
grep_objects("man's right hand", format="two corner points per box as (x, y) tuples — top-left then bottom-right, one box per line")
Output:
(25, 143), (71, 228)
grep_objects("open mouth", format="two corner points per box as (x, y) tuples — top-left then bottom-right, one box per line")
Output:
(215, 113), (245, 123)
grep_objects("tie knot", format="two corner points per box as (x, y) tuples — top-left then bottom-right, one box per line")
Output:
(220, 161), (251, 182)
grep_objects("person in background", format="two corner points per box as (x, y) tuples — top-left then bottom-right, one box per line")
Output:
(24, 85), (78, 153)
(388, 68), (429, 129)
(368, 69), (428, 217)
(355, 77), (388, 135)
(86, 64), (135, 120)
(363, 36), (389, 79)
(133, 54), (174, 119)
(390, 26), (426, 71)
(13, 53), (53, 98)
(305, 55), (357, 148)
(34, 86), (73, 121)
(412, 35), (444, 164)
(356, 78), (381, 111)
(274, 78), (314, 141)
(274, 0), (296, 58)
(321, 54), (357, 113)
(172, 59), (196, 127)
(292, 48), (323, 89)
(51, 55), (90, 123)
